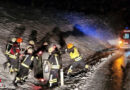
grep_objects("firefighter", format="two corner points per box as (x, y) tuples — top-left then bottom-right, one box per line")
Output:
(5, 38), (17, 55)
(4, 38), (17, 63)
(42, 42), (49, 62)
(67, 43), (89, 75)
(4, 38), (22, 74)
(27, 40), (35, 50)
(36, 41), (49, 53)
(34, 41), (49, 65)
(35, 41), (49, 56)
(19, 42), (27, 61)
(33, 41), (50, 80)
(4, 38), (16, 69)
(19, 40), (35, 61)
(13, 48), (35, 86)
(48, 44), (62, 87)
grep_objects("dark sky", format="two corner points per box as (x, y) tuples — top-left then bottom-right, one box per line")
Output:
(3, 0), (130, 11)
(1, 0), (130, 25)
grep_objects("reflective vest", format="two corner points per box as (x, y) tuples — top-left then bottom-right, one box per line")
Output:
(69, 47), (80, 59)
(69, 47), (82, 61)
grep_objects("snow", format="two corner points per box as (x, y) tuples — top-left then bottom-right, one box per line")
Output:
(55, 53), (115, 90)
(83, 51), (124, 90)
(0, 4), (118, 89)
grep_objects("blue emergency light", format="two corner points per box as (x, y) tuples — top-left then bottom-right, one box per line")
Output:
(125, 27), (129, 30)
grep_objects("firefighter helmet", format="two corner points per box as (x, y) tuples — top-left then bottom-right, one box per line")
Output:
(67, 43), (74, 49)
(11, 38), (16, 42)
(48, 44), (56, 53)
(43, 42), (48, 45)
(17, 38), (23, 43)
(48, 47), (54, 53)
(27, 48), (33, 54)
(29, 40), (35, 45)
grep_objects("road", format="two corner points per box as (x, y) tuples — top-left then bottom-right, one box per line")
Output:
(84, 50), (130, 90)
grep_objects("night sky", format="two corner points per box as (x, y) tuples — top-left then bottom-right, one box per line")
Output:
(2, 0), (130, 11)
(1, 0), (130, 25)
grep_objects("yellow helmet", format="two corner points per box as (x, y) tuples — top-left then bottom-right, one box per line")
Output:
(67, 43), (74, 49)
(11, 38), (16, 42)
(29, 40), (35, 45)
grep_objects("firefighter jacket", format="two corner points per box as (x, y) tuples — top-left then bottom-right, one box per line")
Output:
(67, 47), (82, 62)
(6, 41), (14, 53)
(27, 44), (36, 51)
(21, 54), (35, 69)
(5, 42), (19, 53)
(48, 52), (61, 70)
(5, 42), (20, 59)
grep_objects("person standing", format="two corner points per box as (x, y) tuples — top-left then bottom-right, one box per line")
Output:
(48, 44), (62, 87)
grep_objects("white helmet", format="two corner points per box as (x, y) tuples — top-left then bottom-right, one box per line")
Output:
(11, 38), (16, 42)
(29, 40), (35, 45)
(43, 42), (48, 45)
(27, 48), (33, 54)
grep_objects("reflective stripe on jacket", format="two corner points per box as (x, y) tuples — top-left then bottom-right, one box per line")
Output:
(21, 55), (34, 68)
(21, 63), (29, 68)
(74, 56), (82, 61)
(49, 53), (61, 69)
(49, 78), (57, 83)
(5, 51), (18, 59)
(51, 65), (60, 69)
(9, 54), (17, 59)
(6, 43), (13, 52)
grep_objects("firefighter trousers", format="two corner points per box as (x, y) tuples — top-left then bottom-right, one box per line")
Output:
(9, 58), (19, 73)
(4, 56), (19, 73)
(68, 60), (89, 74)
(49, 69), (59, 87)
(72, 60), (86, 69)
(14, 65), (29, 84)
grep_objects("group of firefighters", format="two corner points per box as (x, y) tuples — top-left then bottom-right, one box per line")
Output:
(4, 36), (89, 87)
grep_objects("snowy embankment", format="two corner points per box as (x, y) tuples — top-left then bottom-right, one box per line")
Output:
(0, 5), (116, 89)
(56, 50), (122, 90)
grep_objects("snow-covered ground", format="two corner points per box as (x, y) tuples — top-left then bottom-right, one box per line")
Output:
(55, 50), (127, 90)
(0, 4), (120, 89)
(55, 51), (117, 90)
(84, 51), (123, 90)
